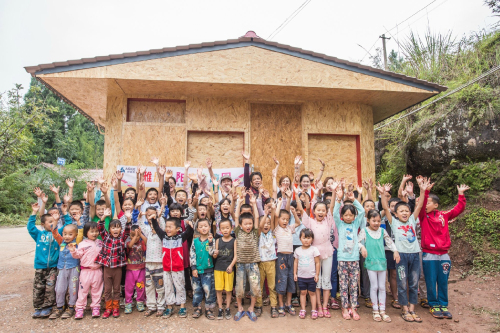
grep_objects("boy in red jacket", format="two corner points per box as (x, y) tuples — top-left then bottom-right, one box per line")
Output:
(419, 183), (469, 320)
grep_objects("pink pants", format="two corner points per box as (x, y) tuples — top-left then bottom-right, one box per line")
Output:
(75, 268), (103, 310)
(125, 269), (146, 304)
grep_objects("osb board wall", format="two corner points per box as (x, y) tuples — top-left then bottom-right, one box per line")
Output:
(121, 124), (186, 168)
(103, 95), (126, 178)
(250, 103), (302, 190)
(308, 135), (358, 186)
(187, 132), (244, 169)
(127, 99), (186, 123)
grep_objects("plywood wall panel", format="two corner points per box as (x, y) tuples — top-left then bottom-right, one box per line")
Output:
(308, 135), (359, 186)
(128, 100), (186, 123)
(186, 97), (249, 132)
(250, 104), (302, 190)
(187, 132), (244, 169)
(121, 124), (186, 167)
(103, 95), (126, 178)
(359, 105), (376, 197)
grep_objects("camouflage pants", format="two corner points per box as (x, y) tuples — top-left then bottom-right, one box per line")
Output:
(33, 267), (58, 309)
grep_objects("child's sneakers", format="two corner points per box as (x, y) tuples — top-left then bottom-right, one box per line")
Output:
(61, 307), (75, 319)
(225, 308), (231, 320)
(365, 298), (373, 308)
(48, 307), (63, 319)
(74, 309), (84, 320)
(112, 308), (120, 318)
(430, 306), (444, 319)
(419, 298), (430, 308)
(102, 309), (112, 319)
(124, 304), (133, 314)
(136, 302), (145, 312)
(32, 308), (42, 319)
(92, 307), (100, 318)
(217, 308), (224, 320)
(440, 306), (452, 319)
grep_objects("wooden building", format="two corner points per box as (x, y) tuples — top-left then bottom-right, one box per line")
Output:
(25, 31), (446, 189)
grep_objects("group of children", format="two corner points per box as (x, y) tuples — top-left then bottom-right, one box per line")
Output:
(28, 154), (469, 324)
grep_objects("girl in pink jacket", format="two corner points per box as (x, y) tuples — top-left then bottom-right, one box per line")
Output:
(68, 222), (103, 319)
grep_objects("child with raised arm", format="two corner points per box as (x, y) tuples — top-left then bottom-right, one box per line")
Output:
(124, 224), (147, 314)
(358, 209), (400, 323)
(333, 187), (365, 320)
(151, 215), (194, 319)
(214, 219), (237, 320)
(294, 228), (321, 319)
(255, 200), (278, 318)
(301, 181), (336, 318)
(190, 219), (216, 319)
(49, 212), (84, 320)
(233, 191), (261, 322)
(139, 199), (167, 317)
(421, 182), (469, 320)
(68, 221), (103, 319)
(274, 190), (301, 317)
(95, 208), (131, 319)
(28, 202), (72, 319)
(379, 178), (429, 323)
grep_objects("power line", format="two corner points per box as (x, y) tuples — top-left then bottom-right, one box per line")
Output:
(386, 0), (437, 34)
(390, 0), (450, 38)
(359, 37), (380, 63)
(267, 0), (312, 40)
(375, 64), (500, 130)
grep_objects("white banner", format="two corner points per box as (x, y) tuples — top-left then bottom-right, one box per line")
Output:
(117, 165), (245, 189)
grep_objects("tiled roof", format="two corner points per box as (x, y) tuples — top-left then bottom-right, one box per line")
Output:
(25, 31), (447, 92)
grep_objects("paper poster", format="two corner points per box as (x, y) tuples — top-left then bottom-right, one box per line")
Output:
(117, 165), (244, 189)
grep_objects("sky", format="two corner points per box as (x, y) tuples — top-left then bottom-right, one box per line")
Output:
(0, 0), (497, 94)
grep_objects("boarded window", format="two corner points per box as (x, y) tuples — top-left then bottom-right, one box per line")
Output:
(250, 103), (302, 190)
(127, 99), (185, 123)
(308, 134), (360, 186)
(187, 131), (244, 168)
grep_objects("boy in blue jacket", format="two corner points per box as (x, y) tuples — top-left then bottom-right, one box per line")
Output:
(28, 202), (72, 319)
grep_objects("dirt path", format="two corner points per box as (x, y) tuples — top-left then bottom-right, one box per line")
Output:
(0, 226), (498, 333)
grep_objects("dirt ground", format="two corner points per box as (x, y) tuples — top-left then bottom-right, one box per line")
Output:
(0, 226), (499, 333)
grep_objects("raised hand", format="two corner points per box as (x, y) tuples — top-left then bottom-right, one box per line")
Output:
(139, 181), (145, 191)
(271, 168), (277, 178)
(159, 193), (167, 206)
(135, 198), (144, 208)
(165, 169), (173, 179)
(346, 191), (355, 201)
(309, 171), (315, 181)
(406, 182), (414, 196)
(294, 156), (302, 166)
(347, 183), (354, 192)
(206, 158), (213, 169)
(273, 156), (279, 166)
(318, 158), (325, 169)
(362, 180), (370, 190)
(65, 178), (75, 188)
(403, 174), (413, 182)
(49, 184), (60, 195)
(284, 188), (292, 198)
(242, 151), (250, 162)
(375, 183), (385, 194)
(248, 190), (256, 205)
(188, 173), (198, 182)
(63, 192), (71, 204)
(41, 192), (49, 203)
(86, 181), (96, 192)
(335, 186), (344, 201)
(101, 182), (109, 194)
(290, 206), (296, 215)
(115, 170), (123, 180)
(150, 157), (159, 166)
(74, 213), (82, 226)
(212, 177), (219, 187)
(111, 176), (117, 188)
(97, 176), (105, 185)
(357, 185), (363, 194)
(184, 161), (191, 170)
(158, 165), (166, 176)
(262, 188), (270, 199)
(31, 202), (40, 214)
(383, 183), (393, 193)
(416, 175), (424, 185)
(33, 187), (43, 198)
(61, 203), (68, 215)
(103, 208), (112, 217)
(66, 242), (76, 252)
(124, 210), (132, 220)
(139, 165), (147, 174)
(232, 178), (241, 188)
(82, 191), (88, 202)
(208, 233), (213, 243)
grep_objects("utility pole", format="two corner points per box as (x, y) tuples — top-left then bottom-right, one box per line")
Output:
(379, 34), (391, 70)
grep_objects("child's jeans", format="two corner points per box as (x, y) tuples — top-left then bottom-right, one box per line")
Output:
(275, 253), (296, 295)
(75, 267), (103, 310)
(419, 252), (427, 299)
(125, 268), (146, 304)
(55, 267), (80, 308)
(422, 252), (451, 307)
(330, 249), (338, 296)
(33, 267), (57, 309)
(359, 255), (371, 299)
(145, 263), (166, 311)
(192, 270), (216, 309)
(235, 263), (261, 299)
(256, 261), (277, 307)
(338, 261), (359, 309)
(396, 252), (420, 306)
(164, 270), (186, 306)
